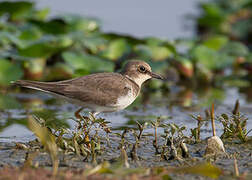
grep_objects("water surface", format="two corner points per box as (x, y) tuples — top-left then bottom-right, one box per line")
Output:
(1, 86), (251, 142)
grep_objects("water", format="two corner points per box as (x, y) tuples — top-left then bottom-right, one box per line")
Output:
(1, 86), (252, 142)
(36, 0), (199, 39)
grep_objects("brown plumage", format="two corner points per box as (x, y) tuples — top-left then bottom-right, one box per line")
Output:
(14, 73), (139, 106)
(13, 60), (163, 116)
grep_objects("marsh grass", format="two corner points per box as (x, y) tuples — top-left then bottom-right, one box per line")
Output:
(190, 115), (204, 143)
(23, 100), (252, 179)
(219, 100), (252, 142)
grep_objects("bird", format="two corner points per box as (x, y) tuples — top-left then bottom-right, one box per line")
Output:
(13, 60), (164, 117)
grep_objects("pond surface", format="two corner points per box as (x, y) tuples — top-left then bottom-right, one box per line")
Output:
(1, 85), (252, 143)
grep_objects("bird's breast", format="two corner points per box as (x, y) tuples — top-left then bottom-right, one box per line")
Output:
(113, 86), (137, 110)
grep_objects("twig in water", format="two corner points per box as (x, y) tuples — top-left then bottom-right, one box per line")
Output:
(211, 103), (216, 136)
(234, 156), (239, 177)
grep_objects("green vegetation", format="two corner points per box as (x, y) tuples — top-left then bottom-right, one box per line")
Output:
(0, 0), (251, 88)
(16, 100), (249, 179)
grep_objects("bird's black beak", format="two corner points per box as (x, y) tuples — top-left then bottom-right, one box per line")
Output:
(149, 72), (164, 80)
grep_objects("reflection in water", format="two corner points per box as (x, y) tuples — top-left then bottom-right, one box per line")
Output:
(0, 86), (252, 142)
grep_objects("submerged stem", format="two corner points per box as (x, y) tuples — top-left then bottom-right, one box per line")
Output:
(211, 103), (216, 136)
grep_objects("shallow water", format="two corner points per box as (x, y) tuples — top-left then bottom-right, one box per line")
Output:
(1, 85), (252, 143)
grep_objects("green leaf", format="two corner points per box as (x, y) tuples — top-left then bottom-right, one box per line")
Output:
(29, 19), (69, 35)
(0, 59), (23, 86)
(33, 8), (50, 21)
(0, 1), (34, 21)
(0, 94), (22, 109)
(135, 44), (173, 61)
(201, 3), (222, 17)
(18, 36), (73, 58)
(221, 42), (249, 57)
(18, 26), (42, 41)
(101, 39), (131, 60)
(62, 51), (114, 75)
(0, 31), (27, 49)
(203, 35), (229, 50)
(60, 14), (100, 32)
(197, 3), (224, 29)
(231, 19), (251, 39)
(73, 33), (107, 54)
(151, 46), (173, 61)
(191, 45), (233, 70)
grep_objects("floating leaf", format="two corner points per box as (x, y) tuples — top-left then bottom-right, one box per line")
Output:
(0, 59), (23, 86)
(29, 19), (69, 35)
(197, 2), (224, 29)
(18, 36), (73, 58)
(203, 35), (229, 50)
(101, 39), (131, 60)
(32, 7), (50, 21)
(0, 94), (21, 110)
(60, 14), (100, 32)
(221, 42), (249, 57)
(0, 1), (34, 21)
(135, 44), (173, 61)
(191, 45), (233, 70)
(0, 31), (27, 49)
(63, 51), (114, 75)
(18, 26), (43, 41)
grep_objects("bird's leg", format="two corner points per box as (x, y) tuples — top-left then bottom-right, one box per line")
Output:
(74, 107), (84, 120)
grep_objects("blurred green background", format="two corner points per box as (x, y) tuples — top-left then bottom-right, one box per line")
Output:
(0, 0), (251, 89)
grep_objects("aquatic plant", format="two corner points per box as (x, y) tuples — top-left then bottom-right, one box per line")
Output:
(219, 100), (252, 142)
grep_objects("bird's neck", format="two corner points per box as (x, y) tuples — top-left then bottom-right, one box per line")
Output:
(123, 74), (141, 87)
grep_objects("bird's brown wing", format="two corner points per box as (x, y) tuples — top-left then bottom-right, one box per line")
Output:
(15, 73), (134, 106)
(58, 73), (133, 106)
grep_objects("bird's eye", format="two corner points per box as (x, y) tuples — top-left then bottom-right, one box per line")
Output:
(139, 66), (146, 73)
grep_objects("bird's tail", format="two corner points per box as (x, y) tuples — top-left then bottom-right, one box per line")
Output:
(12, 80), (55, 93)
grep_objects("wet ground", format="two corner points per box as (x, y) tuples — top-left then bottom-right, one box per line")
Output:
(0, 85), (252, 179)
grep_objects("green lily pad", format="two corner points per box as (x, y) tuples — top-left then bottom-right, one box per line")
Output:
(0, 59), (23, 86)
(62, 51), (114, 76)
(135, 44), (173, 61)
(203, 35), (229, 50)
(220, 42), (249, 57)
(60, 14), (100, 32)
(18, 26), (43, 41)
(0, 94), (22, 109)
(0, 1), (34, 21)
(29, 19), (69, 35)
(191, 45), (233, 70)
(0, 31), (27, 49)
(18, 35), (73, 58)
(101, 39), (131, 60)
(32, 7), (50, 21)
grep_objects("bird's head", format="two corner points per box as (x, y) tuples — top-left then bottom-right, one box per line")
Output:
(121, 60), (164, 86)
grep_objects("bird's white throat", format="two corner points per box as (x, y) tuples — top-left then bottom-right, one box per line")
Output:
(126, 74), (151, 87)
